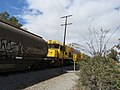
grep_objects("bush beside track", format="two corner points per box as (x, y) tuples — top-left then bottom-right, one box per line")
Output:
(77, 56), (120, 90)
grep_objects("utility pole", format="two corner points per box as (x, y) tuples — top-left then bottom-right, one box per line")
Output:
(61, 15), (72, 72)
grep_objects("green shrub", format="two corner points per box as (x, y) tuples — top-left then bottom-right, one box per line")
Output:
(77, 57), (120, 90)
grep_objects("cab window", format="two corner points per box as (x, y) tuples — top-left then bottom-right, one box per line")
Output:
(65, 52), (67, 55)
(48, 44), (59, 49)
(48, 44), (51, 48)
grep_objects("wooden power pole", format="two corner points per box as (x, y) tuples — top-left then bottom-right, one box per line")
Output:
(61, 15), (72, 72)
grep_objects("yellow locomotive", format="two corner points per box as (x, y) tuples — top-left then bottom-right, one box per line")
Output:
(47, 40), (82, 62)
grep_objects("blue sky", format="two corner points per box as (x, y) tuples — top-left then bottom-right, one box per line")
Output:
(0, 0), (120, 54)
(0, 0), (26, 14)
(0, 0), (26, 24)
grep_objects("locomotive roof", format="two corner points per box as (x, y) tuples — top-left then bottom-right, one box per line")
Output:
(48, 40), (73, 48)
(0, 19), (42, 39)
(47, 40), (63, 45)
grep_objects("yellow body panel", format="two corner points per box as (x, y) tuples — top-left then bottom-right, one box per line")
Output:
(47, 49), (58, 58)
(77, 52), (81, 61)
(80, 53), (84, 60)
(64, 45), (73, 60)
(48, 40), (62, 45)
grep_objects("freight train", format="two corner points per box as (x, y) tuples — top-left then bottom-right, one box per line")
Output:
(0, 20), (48, 72)
(0, 20), (84, 72)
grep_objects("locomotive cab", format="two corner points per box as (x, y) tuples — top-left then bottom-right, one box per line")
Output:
(47, 44), (59, 58)
(47, 40), (64, 60)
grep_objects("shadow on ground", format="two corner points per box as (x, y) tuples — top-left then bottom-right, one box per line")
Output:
(0, 66), (76, 90)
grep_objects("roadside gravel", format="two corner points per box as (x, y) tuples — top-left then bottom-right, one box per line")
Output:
(24, 71), (79, 90)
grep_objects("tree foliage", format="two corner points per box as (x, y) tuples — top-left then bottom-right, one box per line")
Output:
(108, 49), (118, 62)
(0, 12), (9, 20)
(0, 12), (22, 28)
(116, 38), (120, 50)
